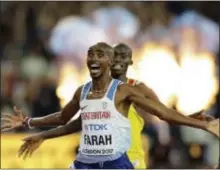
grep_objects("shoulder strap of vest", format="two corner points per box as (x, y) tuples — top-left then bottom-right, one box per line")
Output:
(106, 79), (122, 101)
(80, 81), (92, 101)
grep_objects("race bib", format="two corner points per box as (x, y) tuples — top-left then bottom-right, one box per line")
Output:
(80, 123), (115, 155)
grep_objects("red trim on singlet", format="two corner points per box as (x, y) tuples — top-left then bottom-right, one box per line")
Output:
(127, 79), (136, 86)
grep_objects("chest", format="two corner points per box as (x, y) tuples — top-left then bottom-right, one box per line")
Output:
(81, 90), (129, 117)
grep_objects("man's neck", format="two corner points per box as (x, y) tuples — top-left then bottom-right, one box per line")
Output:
(113, 74), (128, 83)
(92, 74), (112, 91)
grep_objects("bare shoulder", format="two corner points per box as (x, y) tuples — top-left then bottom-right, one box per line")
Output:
(127, 78), (153, 92)
(118, 83), (133, 93)
(134, 82), (159, 101)
(118, 83), (144, 98)
(135, 81), (149, 89)
(115, 83), (131, 100)
(72, 85), (83, 101)
(135, 82), (151, 92)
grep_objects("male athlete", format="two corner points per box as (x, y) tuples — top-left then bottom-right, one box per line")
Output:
(2, 42), (219, 169)
(15, 43), (216, 169)
(18, 43), (160, 169)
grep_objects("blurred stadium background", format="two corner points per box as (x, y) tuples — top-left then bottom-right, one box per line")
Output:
(1, 1), (219, 168)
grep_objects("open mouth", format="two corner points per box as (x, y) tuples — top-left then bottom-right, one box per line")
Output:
(112, 64), (123, 70)
(90, 64), (101, 74)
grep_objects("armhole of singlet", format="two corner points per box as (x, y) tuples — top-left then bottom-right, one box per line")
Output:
(80, 81), (92, 101)
(127, 78), (137, 86)
(106, 79), (121, 101)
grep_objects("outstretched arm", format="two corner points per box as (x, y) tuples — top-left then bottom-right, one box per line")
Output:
(1, 87), (82, 132)
(35, 116), (82, 140)
(18, 118), (82, 159)
(131, 96), (207, 130)
(132, 83), (161, 124)
(135, 83), (160, 102)
(28, 112), (62, 127)
(29, 86), (82, 127)
(135, 83), (214, 121)
(125, 84), (210, 130)
(18, 101), (82, 159)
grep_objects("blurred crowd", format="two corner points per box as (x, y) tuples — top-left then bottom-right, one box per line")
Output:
(1, 1), (219, 168)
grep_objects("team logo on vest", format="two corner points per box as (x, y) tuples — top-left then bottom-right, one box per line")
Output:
(84, 124), (108, 131)
(102, 102), (107, 109)
(81, 105), (88, 111)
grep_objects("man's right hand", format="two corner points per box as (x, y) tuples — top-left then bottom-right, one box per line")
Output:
(206, 118), (220, 138)
(189, 110), (215, 121)
(18, 134), (44, 159)
(1, 106), (26, 132)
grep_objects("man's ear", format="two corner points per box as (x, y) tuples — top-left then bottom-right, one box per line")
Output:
(109, 57), (113, 67)
(129, 60), (133, 65)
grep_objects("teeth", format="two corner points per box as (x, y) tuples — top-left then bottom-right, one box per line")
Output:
(91, 64), (99, 67)
(114, 64), (122, 69)
(90, 64), (100, 74)
(91, 70), (100, 73)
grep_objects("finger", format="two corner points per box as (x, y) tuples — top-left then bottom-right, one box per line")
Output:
(2, 113), (13, 118)
(22, 149), (29, 160)
(14, 106), (26, 119)
(20, 148), (28, 160)
(23, 148), (32, 160)
(1, 118), (12, 122)
(29, 149), (35, 157)
(1, 122), (11, 128)
(18, 147), (26, 158)
(29, 147), (37, 158)
(1, 123), (13, 131)
(2, 127), (15, 132)
(206, 115), (215, 121)
(189, 112), (203, 119)
(13, 106), (22, 116)
(18, 146), (27, 158)
(198, 115), (206, 121)
(189, 114), (204, 121)
(212, 118), (219, 124)
(18, 143), (26, 155)
(192, 109), (204, 116)
(17, 146), (24, 158)
(214, 132), (220, 138)
(198, 109), (205, 114)
(18, 143), (29, 157)
(212, 119), (220, 138)
(1, 127), (10, 132)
